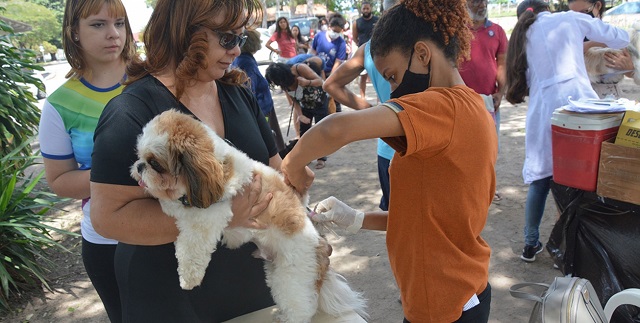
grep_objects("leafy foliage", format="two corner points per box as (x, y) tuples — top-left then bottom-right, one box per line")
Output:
(3, 1), (61, 50)
(0, 9), (45, 158)
(145, 0), (157, 8)
(41, 40), (57, 55)
(0, 140), (75, 312)
(25, 0), (65, 26)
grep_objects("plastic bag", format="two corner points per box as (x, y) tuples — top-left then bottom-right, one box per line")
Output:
(547, 182), (640, 323)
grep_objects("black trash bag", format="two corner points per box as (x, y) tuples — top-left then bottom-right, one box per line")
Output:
(547, 182), (640, 323)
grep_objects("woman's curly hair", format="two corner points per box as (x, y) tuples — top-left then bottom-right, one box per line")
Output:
(370, 0), (472, 65)
(126, 0), (262, 99)
(264, 63), (295, 90)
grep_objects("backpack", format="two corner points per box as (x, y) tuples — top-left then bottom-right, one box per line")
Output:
(510, 276), (606, 323)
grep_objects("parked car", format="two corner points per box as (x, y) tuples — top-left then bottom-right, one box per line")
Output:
(603, 1), (640, 30)
(254, 27), (279, 64)
(290, 16), (319, 40)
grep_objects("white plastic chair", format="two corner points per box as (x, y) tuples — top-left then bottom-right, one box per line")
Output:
(604, 288), (640, 322)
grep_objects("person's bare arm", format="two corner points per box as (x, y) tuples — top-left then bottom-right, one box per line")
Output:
(323, 45), (371, 110)
(43, 158), (90, 199)
(295, 64), (323, 87)
(583, 40), (607, 53)
(351, 21), (359, 47)
(284, 90), (310, 125)
(269, 153), (283, 172)
(91, 175), (272, 245)
(282, 105), (404, 193)
(90, 182), (179, 245)
(299, 43), (309, 51)
(362, 211), (388, 231)
(298, 40), (309, 51)
(265, 39), (280, 56)
(493, 53), (507, 111)
(604, 48), (635, 77)
(330, 58), (344, 76)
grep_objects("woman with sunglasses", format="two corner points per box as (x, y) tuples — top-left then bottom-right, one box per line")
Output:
(89, 0), (284, 321)
(568, 0), (636, 98)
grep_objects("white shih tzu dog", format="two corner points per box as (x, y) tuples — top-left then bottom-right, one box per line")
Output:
(130, 110), (367, 322)
(584, 24), (640, 85)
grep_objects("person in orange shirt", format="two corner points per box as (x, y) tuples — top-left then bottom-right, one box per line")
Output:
(281, 0), (497, 321)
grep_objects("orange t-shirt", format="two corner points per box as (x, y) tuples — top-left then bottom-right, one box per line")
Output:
(382, 85), (497, 322)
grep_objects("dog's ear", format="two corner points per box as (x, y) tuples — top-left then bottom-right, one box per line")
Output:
(178, 148), (226, 208)
(629, 28), (640, 85)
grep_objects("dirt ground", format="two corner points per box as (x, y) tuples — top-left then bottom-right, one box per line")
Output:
(1, 78), (638, 323)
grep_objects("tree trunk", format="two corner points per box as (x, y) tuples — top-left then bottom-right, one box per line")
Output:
(307, 0), (314, 16)
(261, 0), (268, 27)
(290, 0), (296, 17)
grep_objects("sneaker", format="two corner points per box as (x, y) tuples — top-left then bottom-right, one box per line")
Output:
(520, 241), (543, 262)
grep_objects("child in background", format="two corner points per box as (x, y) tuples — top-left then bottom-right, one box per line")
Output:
(38, 0), (137, 321)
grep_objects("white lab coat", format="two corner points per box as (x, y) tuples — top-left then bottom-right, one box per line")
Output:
(522, 11), (629, 184)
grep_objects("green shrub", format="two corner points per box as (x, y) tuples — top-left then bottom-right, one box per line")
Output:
(0, 140), (76, 311)
(0, 7), (45, 158)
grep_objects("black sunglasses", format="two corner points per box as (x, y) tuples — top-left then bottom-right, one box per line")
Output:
(213, 30), (247, 50)
(580, 4), (595, 14)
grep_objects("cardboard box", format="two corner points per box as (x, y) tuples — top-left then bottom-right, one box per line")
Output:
(597, 139), (640, 205)
(615, 110), (640, 148)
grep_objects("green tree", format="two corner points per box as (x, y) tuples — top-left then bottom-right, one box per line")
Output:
(145, 0), (157, 8)
(0, 7), (44, 158)
(25, 0), (64, 48)
(41, 40), (58, 61)
(25, 0), (64, 24)
(325, 0), (341, 14)
(4, 1), (61, 51)
(555, 0), (569, 11)
(0, 10), (78, 313)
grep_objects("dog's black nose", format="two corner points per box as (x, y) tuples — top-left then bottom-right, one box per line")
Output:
(137, 163), (146, 173)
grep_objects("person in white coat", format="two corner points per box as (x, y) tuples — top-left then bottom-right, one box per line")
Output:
(505, 0), (629, 262)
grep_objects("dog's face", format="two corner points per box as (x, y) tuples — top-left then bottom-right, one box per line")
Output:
(131, 110), (229, 208)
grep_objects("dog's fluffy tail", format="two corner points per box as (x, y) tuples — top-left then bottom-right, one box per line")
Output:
(318, 270), (369, 320)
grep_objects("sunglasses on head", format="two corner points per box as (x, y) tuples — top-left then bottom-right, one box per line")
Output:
(580, 4), (595, 14)
(212, 30), (247, 50)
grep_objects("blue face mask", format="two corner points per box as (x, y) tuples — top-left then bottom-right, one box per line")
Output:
(390, 48), (431, 99)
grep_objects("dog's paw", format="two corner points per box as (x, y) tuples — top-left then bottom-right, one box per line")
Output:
(273, 309), (311, 323)
(179, 277), (198, 290)
(273, 311), (292, 323)
(222, 228), (252, 249)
